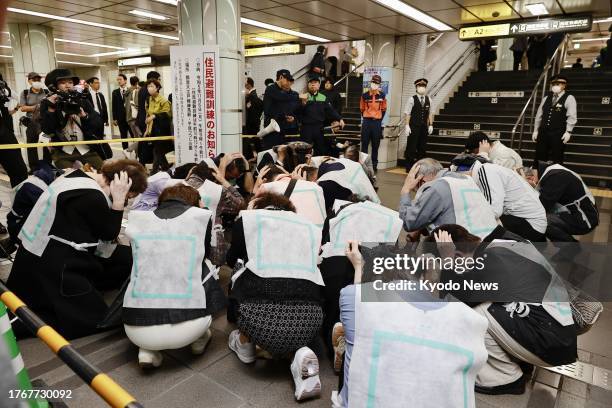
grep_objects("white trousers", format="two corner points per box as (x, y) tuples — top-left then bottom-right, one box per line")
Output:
(474, 303), (549, 387)
(124, 316), (212, 351)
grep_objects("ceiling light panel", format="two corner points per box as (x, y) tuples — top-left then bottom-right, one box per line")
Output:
(129, 10), (168, 21)
(525, 3), (549, 16)
(371, 0), (452, 31)
(241, 17), (330, 42)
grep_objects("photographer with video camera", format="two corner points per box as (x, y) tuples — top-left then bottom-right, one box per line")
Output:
(0, 73), (28, 187)
(39, 69), (111, 170)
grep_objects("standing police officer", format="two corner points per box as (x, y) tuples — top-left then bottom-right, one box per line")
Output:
(404, 78), (433, 171)
(532, 75), (577, 166)
(360, 74), (387, 172)
(262, 69), (299, 149)
(298, 76), (344, 155)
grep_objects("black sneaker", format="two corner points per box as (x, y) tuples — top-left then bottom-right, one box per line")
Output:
(0, 237), (16, 259)
(475, 374), (527, 395)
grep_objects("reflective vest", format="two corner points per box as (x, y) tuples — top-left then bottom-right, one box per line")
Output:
(19, 174), (110, 257)
(321, 201), (402, 258)
(348, 284), (488, 408)
(260, 179), (326, 227)
(238, 209), (324, 285)
(317, 158), (380, 203)
(123, 207), (212, 310)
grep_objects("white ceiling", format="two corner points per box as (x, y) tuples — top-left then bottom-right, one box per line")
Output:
(0, 0), (609, 65)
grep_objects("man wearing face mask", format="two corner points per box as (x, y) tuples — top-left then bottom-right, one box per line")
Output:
(359, 75), (387, 172)
(404, 78), (433, 171)
(532, 75), (577, 166)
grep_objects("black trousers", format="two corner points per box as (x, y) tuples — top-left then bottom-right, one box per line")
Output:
(117, 119), (132, 149)
(534, 129), (565, 166)
(546, 213), (593, 242)
(361, 118), (382, 170)
(301, 123), (328, 156)
(500, 214), (546, 242)
(404, 124), (428, 170)
(0, 126), (28, 187)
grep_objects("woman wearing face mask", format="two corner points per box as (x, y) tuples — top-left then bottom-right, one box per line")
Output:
(403, 78), (434, 172)
(359, 75), (387, 173)
(144, 79), (174, 173)
(532, 75), (577, 167)
(20, 73), (50, 170)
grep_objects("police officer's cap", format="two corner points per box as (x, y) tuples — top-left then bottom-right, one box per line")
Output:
(44, 68), (79, 88)
(371, 75), (382, 84)
(414, 78), (428, 86)
(307, 74), (321, 83)
(550, 75), (568, 85)
(276, 69), (294, 82)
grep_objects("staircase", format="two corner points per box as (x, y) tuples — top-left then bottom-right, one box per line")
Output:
(419, 69), (612, 187)
(326, 76), (363, 142)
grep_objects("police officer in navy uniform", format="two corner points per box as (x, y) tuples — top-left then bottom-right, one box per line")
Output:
(532, 75), (577, 166)
(297, 75), (344, 155)
(403, 78), (433, 171)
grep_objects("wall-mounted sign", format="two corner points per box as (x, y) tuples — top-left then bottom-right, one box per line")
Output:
(459, 15), (592, 41)
(469, 91), (524, 97)
(244, 43), (303, 57)
(117, 56), (153, 67)
(170, 45), (221, 164)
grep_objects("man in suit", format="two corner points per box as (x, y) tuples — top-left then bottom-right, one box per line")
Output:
(112, 73), (132, 149)
(85, 77), (108, 138)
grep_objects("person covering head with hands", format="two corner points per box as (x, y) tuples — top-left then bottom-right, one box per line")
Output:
(532, 75), (577, 166)
(332, 239), (488, 407)
(403, 78), (434, 171)
(7, 159), (148, 339)
(465, 131), (523, 169)
(399, 158), (498, 242)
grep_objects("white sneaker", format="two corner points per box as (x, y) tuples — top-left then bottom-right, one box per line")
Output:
(190, 329), (212, 355)
(138, 349), (163, 368)
(123, 149), (136, 160)
(228, 329), (256, 364)
(291, 346), (321, 401)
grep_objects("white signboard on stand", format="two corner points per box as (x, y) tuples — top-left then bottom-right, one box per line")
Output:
(170, 45), (221, 165)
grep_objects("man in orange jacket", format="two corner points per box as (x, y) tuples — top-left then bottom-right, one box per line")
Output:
(360, 74), (387, 172)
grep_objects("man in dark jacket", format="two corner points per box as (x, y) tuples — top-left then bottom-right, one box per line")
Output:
(112, 73), (132, 149)
(262, 69), (299, 149)
(297, 76), (344, 155)
(40, 69), (109, 169)
(244, 77), (263, 135)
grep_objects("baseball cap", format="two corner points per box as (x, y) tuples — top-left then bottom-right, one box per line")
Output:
(28, 72), (41, 80)
(276, 69), (294, 81)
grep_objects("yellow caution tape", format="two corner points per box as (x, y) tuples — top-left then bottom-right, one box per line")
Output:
(0, 136), (175, 150)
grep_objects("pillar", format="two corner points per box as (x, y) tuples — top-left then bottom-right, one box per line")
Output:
(362, 35), (407, 169)
(8, 24), (56, 94)
(178, 0), (242, 153)
(495, 38), (514, 71)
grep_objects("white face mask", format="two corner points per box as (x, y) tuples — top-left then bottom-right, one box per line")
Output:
(370, 83), (379, 90)
(417, 86), (427, 95)
(31, 81), (43, 90)
(551, 85), (562, 94)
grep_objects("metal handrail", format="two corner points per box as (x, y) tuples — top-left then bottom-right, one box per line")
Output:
(430, 45), (478, 98)
(510, 35), (568, 152)
(332, 61), (365, 109)
(293, 62), (315, 81)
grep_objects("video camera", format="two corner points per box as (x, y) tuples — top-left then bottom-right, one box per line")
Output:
(53, 89), (87, 115)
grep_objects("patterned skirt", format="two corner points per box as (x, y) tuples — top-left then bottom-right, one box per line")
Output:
(238, 300), (323, 357)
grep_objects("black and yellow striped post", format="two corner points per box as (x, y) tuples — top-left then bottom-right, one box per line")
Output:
(0, 281), (143, 408)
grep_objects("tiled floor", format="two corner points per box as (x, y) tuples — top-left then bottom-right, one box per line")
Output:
(1, 168), (611, 408)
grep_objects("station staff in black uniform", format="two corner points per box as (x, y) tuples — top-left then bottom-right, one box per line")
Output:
(297, 76), (344, 155)
(532, 75), (577, 166)
(403, 78), (434, 171)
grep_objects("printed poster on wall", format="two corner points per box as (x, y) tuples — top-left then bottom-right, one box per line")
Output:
(363, 66), (392, 126)
(170, 45), (221, 165)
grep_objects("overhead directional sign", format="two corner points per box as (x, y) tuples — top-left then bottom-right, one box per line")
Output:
(459, 15), (592, 41)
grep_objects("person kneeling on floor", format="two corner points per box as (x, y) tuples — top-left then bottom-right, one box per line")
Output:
(123, 185), (226, 368)
(226, 192), (325, 401)
(427, 224), (577, 395)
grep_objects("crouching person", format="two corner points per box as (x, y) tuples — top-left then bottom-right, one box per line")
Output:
(123, 185), (226, 368)
(226, 192), (325, 401)
(428, 224), (577, 395)
(333, 241), (488, 407)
